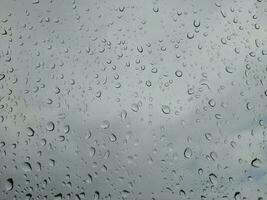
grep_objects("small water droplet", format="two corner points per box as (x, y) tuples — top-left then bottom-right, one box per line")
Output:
(205, 132), (212, 141)
(0, 74), (5, 80)
(209, 173), (217, 185)
(161, 105), (171, 114)
(54, 193), (63, 200)
(198, 168), (203, 175)
(131, 103), (139, 112)
(193, 19), (200, 27)
(109, 133), (117, 142)
(251, 158), (262, 168)
(120, 110), (127, 120)
(22, 162), (32, 172)
(153, 7), (159, 12)
(208, 99), (216, 107)
(234, 192), (241, 200)
(26, 127), (35, 137)
(46, 121), (55, 131)
(101, 120), (110, 129)
(175, 70), (183, 77)
(184, 147), (192, 159)
(187, 32), (194, 39)
(137, 46), (143, 53)
(246, 102), (253, 110)
(63, 125), (70, 134)
(146, 80), (152, 87)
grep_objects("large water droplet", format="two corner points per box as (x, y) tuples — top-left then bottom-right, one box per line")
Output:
(22, 162), (32, 172)
(5, 178), (13, 191)
(161, 105), (171, 114)
(251, 158), (262, 168)
(94, 191), (100, 200)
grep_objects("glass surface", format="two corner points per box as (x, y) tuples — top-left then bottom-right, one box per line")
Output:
(0, 0), (267, 199)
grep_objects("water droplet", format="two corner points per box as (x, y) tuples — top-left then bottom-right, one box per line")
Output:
(179, 189), (186, 198)
(32, 0), (39, 4)
(205, 132), (212, 141)
(153, 7), (159, 13)
(234, 192), (241, 200)
(94, 191), (100, 200)
(198, 168), (203, 175)
(22, 162), (32, 172)
(137, 46), (143, 53)
(49, 159), (55, 167)
(109, 133), (117, 142)
(63, 125), (70, 134)
(175, 70), (183, 77)
(209, 173), (217, 185)
(120, 110), (127, 120)
(101, 120), (110, 129)
(54, 193), (63, 200)
(89, 147), (96, 157)
(46, 121), (55, 131)
(184, 147), (192, 159)
(5, 178), (13, 191)
(146, 80), (152, 87)
(251, 158), (262, 168)
(131, 103), (139, 112)
(225, 66), (234, 73)
(193, 19), (200, 27)
(0, 74), (5, 80)
(187, 32), (194, 39)
(161, 105), (171, 114)
(246, 102), (253, 110)
(208, 99), (216, 107)
(26, 127), (35, 137)
(25, 193), (32, 200)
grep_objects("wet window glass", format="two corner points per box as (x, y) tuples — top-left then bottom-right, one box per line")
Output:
(0, 0), (267, 199)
